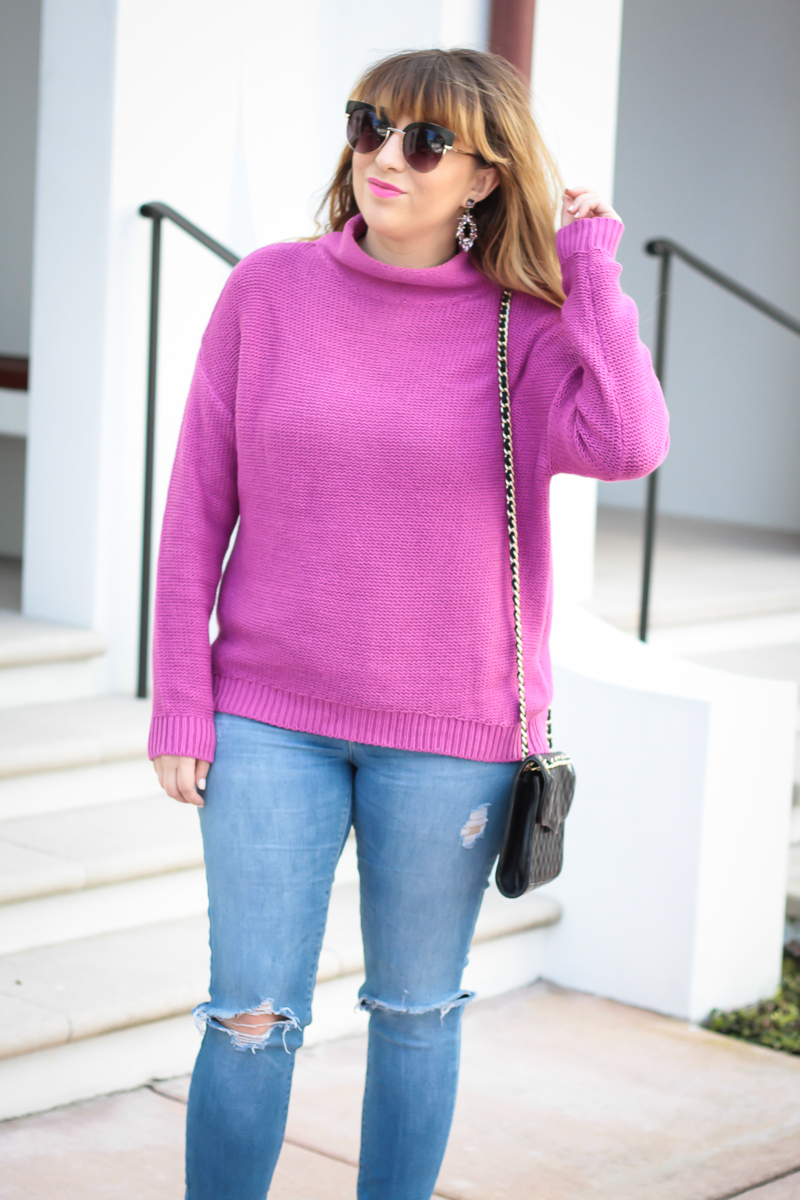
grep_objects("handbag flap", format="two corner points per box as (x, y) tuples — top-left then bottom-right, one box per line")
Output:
(495, 756), (544, 898)
(530, 752), (576, 831)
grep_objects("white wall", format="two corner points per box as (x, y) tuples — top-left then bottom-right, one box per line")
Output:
(0, 0), (41, 358)
(531, 0), (625, 605)
(441, 0), (489, 48)
(24, 0), (118, 629)
(546, 606), (796, 1019)
(599, 0), (800, 532)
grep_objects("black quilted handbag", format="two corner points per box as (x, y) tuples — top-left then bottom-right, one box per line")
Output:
(493, 290), (577, 899)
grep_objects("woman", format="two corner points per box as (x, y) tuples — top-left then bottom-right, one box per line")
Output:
(150, 47), (668, 1200)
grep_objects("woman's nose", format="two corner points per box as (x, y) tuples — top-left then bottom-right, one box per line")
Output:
(375, 129), (405, 171)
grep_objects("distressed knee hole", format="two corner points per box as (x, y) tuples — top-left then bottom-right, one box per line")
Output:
(359, 990), (473, 1020)
(460, 803), (489, 849)
(194, 999), (299, 1052)
(218, 1010), (286, 1039)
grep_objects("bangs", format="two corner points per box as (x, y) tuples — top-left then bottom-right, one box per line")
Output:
(350, 51), (499, 161)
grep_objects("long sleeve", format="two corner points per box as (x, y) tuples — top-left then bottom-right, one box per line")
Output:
(147, 274), (241, 762)
(543, 217), (670, 481)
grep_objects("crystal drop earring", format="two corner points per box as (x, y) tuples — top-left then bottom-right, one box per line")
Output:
(456, 198), (478, 252)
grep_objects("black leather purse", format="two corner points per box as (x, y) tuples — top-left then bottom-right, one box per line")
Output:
(493, 290), (577, 899)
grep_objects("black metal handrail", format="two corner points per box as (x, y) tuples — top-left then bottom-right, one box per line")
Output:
(137, 203), (240, 698)
(638, 238), (800, 642)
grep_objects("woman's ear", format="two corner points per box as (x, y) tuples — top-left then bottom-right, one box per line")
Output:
(469, 166), (500, 205)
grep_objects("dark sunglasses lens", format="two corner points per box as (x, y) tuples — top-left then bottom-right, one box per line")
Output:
(402, 125), (446, 172)
(346, 109), (385, 155)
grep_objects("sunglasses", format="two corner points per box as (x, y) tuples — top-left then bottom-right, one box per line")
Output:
(345, 101), (484, 174)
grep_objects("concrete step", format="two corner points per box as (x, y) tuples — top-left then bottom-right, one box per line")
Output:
(791, 800), (800, 845)
(0, 883), (562, 1119)
(0, 874), (561, 1063)
(0, 794), (204, 904)
(787, 843), (800, 921)
(595, 591), (800, 632)
(0, 688), (556, 1125)
(0, 611), (108, 707)
(0, 827), (360, 956)
(0, 756), (159, 822)
(0, 917), (558, 1122)
(0, 865), (208, 957)
(0, 695), (150, 781)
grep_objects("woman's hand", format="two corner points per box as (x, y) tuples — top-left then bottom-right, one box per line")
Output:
(153, 755), (211, 807)
(561, 186), (621, 227)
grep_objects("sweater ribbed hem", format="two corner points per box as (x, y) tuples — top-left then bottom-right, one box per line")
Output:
(148, 714), (217, 762)
(556, 215), (624, 258)
(210, 674), (550, 763)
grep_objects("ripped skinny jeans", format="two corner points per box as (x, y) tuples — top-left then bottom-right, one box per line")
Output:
(186, 712), (517, 1200)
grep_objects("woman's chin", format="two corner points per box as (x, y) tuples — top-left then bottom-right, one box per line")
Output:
(359, 212), (412, 244)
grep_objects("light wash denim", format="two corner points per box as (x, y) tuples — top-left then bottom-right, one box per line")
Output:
(186, 711), (518, 1200)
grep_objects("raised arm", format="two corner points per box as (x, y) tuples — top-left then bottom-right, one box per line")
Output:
(147, 271), (241, 767)
(542, 209), (670, 481)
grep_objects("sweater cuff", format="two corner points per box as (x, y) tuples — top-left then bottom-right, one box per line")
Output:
(556, 216), (624, 261)
(148, 714), (216, 762)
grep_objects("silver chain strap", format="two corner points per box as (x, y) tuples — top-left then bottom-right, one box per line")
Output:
(497, 289), (552, 757)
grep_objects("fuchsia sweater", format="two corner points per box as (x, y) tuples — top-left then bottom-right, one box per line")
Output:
(148, 214), (669, 765)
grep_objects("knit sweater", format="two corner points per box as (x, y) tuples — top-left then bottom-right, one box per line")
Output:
(147, 214), (669, 765)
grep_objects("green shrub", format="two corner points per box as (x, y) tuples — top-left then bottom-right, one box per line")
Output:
(705, 943), (800, 1055)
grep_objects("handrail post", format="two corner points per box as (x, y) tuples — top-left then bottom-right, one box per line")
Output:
(138, 214), (162, 698)
(638, 246), (671, 642)
(135, 204), (239, 701)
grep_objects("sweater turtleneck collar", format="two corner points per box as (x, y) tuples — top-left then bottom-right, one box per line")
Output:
(318, 213), (494, 292)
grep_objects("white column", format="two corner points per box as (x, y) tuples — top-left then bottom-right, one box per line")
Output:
(531, 0), (625, 605)
(440, 0), (490, 48)
(23, 0), (118, 633)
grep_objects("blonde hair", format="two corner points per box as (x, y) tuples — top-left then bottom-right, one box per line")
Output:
(317, 48), (565, 307)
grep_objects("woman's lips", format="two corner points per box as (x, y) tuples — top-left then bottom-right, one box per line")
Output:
(367, 177), (405, 197)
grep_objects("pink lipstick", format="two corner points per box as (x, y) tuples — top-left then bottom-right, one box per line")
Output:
(367, 177), (405, 198)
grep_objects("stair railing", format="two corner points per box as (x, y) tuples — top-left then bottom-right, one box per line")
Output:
(137, 203), (240, 699)
(638, 238), (800, 642)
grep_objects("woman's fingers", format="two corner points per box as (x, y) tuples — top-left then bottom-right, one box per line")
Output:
(562, 186), (622, 226)
(570, 191), (601, 216)
(196, 760), (211, 800)
(560, 192), (578, 226)
(177, 758), (204, 806)
(165, 762), (187, 803)
(162, 765), (182, 802)
(561, 187), (599, 226)
(153, 755), (206, 806)
(564, 186), (596, 216)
